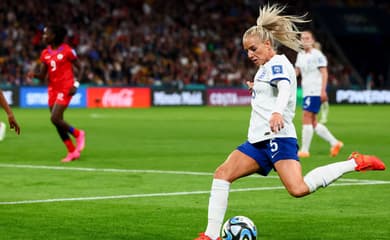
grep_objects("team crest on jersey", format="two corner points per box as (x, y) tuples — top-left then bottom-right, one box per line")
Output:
(57, 54), (64, 60)
(256, 69), (266, 81)
(272, 65), (283, 74)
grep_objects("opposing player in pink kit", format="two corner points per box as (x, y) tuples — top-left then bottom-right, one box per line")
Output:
(29, 25), (85, 162)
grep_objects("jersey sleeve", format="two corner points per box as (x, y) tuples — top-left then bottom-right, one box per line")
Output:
(269, 63), (290, 87)
(294, 52), (303, 68)
(65, 45), (78, 61)
(316, 50), (327, 68)
(273, 80), (291, 114)
(39, 50), (46, 63)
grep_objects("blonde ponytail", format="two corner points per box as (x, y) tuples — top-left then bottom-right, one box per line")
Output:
(243, 4), (308, 52)
(313, 41), (322, 50)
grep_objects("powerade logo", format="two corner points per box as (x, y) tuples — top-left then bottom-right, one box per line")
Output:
(20, 87), (87, 108)
(336, 90), (390, 104)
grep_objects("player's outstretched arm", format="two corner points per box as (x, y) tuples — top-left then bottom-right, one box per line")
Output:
(27, 62), (48, 85)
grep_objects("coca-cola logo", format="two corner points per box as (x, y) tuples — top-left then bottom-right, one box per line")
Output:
(102, 89), (134, 107)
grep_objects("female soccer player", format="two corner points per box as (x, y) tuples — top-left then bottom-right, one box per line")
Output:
(29, 25), (85, 162)
(313, 41), (330, 124)
(295, 31), (342, 158)
(0, 89), (20, 139)
(194, 5), (385, 240)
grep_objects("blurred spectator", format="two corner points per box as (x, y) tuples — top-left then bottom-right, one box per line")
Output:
(366, 72), (374, 90)
(0, 0), (387, 89)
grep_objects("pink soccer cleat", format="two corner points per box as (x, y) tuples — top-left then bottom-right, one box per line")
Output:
(61, 150), (80, 163)
(76, 130), (85, 152)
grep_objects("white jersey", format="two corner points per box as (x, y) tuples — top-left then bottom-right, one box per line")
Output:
(295, 48), (327, 97)
(248, 54), (297, 143)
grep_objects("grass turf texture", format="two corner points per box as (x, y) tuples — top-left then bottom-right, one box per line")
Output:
(0, 105), (389, 240)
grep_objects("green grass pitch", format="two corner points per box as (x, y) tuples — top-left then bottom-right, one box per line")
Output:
(0, 105), (389, 240)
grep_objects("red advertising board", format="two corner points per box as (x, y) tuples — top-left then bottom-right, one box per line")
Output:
(87, 87), (151, 108)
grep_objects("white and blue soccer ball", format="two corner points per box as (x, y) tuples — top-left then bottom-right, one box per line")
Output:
(221, 216), (257, 240)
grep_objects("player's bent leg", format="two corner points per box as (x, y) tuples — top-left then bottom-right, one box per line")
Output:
(314, 123), (341, 154)
(50, 104), (66, 126)
(76, 130), (85, 152)
(300, 111), (315, 155)
(302, 152), (385, 193)
(303, 160), (354, 193)
(200, 151), (260, 240)
(274, 159), (310, 197)
(202, 178), (230, 240)
(214, 150), (261, 182)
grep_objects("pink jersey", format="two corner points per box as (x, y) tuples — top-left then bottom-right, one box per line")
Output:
(40, 43), (77, 91)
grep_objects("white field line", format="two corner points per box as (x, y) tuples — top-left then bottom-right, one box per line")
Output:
(1, 181), (389, 205)
(0, 163), (216, 176)
(0, 163), (389, 205)
(0, 163), (281, 179)
(0, 163), (385, 182)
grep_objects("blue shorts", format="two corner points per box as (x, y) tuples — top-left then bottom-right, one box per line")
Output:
(237, 138), (299, 176)
(303, 96), (321, 113)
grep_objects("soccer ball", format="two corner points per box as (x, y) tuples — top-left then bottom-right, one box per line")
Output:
(0, 121), (6, 141)
(221, 216), (257, 240)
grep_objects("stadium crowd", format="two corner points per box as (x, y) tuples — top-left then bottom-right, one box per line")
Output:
(0, 0), (387, 89)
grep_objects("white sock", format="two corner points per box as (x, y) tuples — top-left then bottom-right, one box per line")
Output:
(315, 123), (338, 146)
(205, 179), (231, 240)
(301, 124), (314, 152)
(319, 101), (329, 123)
(304, 159), (357, 192)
